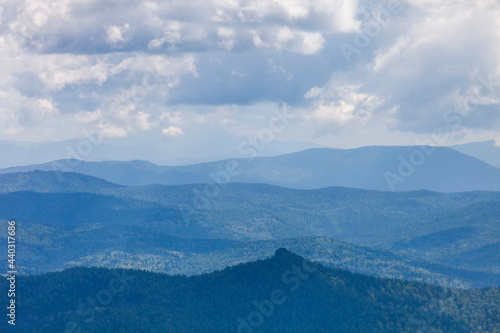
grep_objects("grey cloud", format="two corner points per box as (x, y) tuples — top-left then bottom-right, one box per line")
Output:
(1, 0), (499, 143)
(305, 0), (500, 136)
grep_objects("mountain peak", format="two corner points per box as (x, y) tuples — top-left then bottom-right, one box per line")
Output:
(274, 248), (293, 257)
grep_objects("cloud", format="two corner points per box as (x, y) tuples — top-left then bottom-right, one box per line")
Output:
(34, 54), (110, 91)
(97, 123), (128, 138)
(105, 24), (132, 46)
(0, 52), (197, 141)
(162, 126), (185, 137)
(20, 97), (58, 124)
(2, 0), (360, 54)
(305, 0), (500, 137)
(211, 0), (360, 33)
(75, 110), (102, 123)
(250, 27), (325, 55)
(217, 27), (236, 50)
(0, 0), (498, 146)
(303, 83), (382, 133)
(136, 111), (158, 130)
(0, 0), (354, 117)
(147, 20), (183, 50)
(160, 111), (185, 125)
(374, 1), (500, 133)
(304, 87), (323, 99)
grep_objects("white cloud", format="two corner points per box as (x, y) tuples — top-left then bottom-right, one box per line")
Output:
(3, 0), (358, 55)
(371, 36), (409, 73)
(34, 54), (109, 91)
(162, 126), (185, 137)
(76, 110), (102, 123)
(312, 100), (356, 125)
(250, 27), (325, 55)
(304, 0), (500, 137)
(136, 112), (158, 130)
(160, 111), (185, 125)
(98, 123), (129, 138)
(217, 27), (236, 50)
(0, 37), (198, 139)
(304, 86), (324, 99)
(211, 0), (360, 33)
(28, 98), (57, 116)
(106, 24), (132, 46)
(364, 0), (500, 132)
(148, 21), (183, 50)
(0, 84), (59, 127)
(304, 84), (382, 132)
(293, 31), (324, 55)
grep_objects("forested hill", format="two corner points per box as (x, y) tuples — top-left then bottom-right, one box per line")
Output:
(2, 249), (499, 333)
(1, 171), (500, 277)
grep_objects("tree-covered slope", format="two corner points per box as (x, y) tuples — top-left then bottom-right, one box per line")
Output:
(392, 201), (500, 271)
(0, 170), (122, 193)
(0, 172), (499, 274)
(2, 219), (498, 288)
(1, 250), (499, 333)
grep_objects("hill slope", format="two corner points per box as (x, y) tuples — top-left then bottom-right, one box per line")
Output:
(3, 218), (498, 287)
(2, 145), (500, 191)
(0, 170), (122, 193)
(1, 250), (498, 333)
(451, 140), (500, 169)
(2, 180), (500, 247)
(392, 201), (500, 271)
(1, 172), (499, 275)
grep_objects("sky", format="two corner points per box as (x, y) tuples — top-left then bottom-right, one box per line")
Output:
(0, 0), (499, 150)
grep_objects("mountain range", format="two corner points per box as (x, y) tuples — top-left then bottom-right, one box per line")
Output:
(2, 145), (500, 192)
(1, 143), (500, 332)
(1, 171), (499, 287)
(0, 125), (321, 168)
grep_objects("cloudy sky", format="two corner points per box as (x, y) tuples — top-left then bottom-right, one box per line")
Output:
(1, 0), (499, 150)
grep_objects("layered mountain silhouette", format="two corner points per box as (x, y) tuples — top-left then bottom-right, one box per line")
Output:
(2, 145), (500, 192)
(0, 129), (321, 168)
(1, 171), (499, 283)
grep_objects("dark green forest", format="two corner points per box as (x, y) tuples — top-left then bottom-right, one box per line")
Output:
(1, 250), (499, 333)
(2, 219), (499, 288)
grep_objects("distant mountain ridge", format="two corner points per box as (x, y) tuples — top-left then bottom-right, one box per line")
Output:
(450, 140), (500, 169)
(2, 145), (500, 192)
(0, 128), (322, 168)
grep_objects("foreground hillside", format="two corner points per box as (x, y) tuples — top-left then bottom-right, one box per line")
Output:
(1, 250), (498, 333)
(2, 145), (500, 192)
